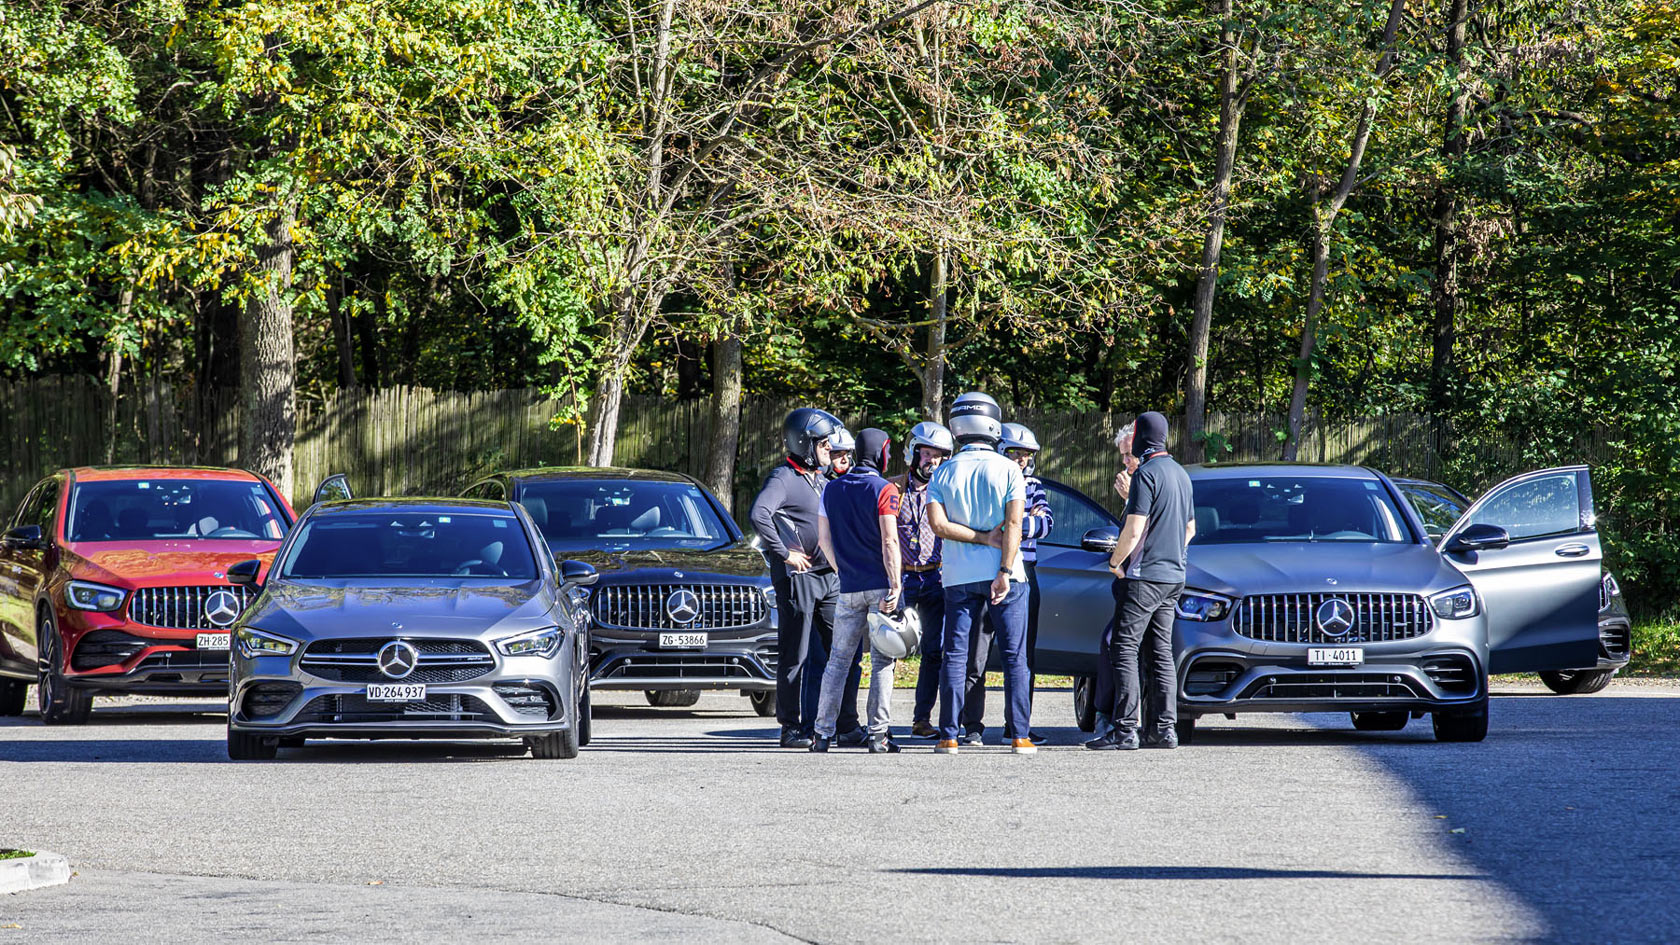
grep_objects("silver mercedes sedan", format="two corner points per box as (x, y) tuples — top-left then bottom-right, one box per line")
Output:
(223, 498), (597, 760)
(1033, 464), (1605, 743)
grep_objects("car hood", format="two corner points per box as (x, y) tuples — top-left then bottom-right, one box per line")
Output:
(245, 578), (558, 641)
(1187, 542), (1464, 597)
(550, 543), (768, 582)
(64, 541), (281, 587)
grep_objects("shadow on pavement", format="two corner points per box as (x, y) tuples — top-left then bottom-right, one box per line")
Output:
(889, 866), (1483, 881)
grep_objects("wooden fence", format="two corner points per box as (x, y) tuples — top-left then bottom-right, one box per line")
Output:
(0, 377), (1612, 517)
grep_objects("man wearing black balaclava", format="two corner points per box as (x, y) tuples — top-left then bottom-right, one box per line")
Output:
(1085, 410), (1196, 750)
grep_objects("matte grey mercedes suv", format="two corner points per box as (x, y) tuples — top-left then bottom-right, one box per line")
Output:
(224, 498), (597, 760)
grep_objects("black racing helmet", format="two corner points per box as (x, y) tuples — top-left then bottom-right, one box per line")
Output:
(783, 407), (844, 467)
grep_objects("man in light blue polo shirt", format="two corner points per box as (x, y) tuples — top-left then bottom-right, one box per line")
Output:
(925, 392), (1035, 755)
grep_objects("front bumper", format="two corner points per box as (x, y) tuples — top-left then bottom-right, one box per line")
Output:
(588, 625), (777, 692)
(61, 615), (232, 695)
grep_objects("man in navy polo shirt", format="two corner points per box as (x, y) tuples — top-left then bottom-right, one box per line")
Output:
(811, 428), (904, 753)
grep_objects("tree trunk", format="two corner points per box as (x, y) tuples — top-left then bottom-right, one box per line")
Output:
(922, 248), (948, 418)
(238, 199), (298, 500)
(1184, 0), (1246, 463)
(357, 290), (381, 387)
(103, 284), (132, 465)
(1283, 219), (1330, 461)
(704, 333), (744, 511)
(585, 294), (647, 467)
(1429, 0), (1470, 420)
(330, 275), (355, 389)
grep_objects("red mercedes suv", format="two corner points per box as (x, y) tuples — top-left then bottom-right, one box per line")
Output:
(0, 466), (295, 724)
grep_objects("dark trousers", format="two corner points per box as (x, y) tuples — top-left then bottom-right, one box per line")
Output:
(1094, 576), (1127, 720)
(1109, 578), (1183, 736)
(939, 580), (1031, 741)
(773, 567), (859, 734)
(998, 561), (1041, 735)
(909, 570), (985, 730)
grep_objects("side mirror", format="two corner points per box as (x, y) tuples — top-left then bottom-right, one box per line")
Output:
(1445, 523), (1510, 555)
(227, 558), (263, 587)
(559, 559), (599, 588)
(1081, 526), (1120, 554)
(3, 525), (45, 550)
(312, 473), (353, 506)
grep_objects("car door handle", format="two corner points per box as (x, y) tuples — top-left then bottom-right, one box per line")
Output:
(1555, 544), (1591, 557)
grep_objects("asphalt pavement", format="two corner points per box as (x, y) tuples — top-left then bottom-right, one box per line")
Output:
(2, 682), (1677, 944)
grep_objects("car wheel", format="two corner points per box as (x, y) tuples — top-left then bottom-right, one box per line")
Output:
(1351, 711), (1409, 732)
(645, 689), (702, 708)
(578, 683), (593, 748)
(1538, 669), (1616, 695)
(0, 679), (27, 716)
(1432, 696), (1489, 743)
(1072, 675), (1097, 733)
(227, 724), (278, 761)
(529, 684), (581, 759)
(748, 689), (776, 718)
(36, 611), (93, 726)
(1174, 716), (1196, 745)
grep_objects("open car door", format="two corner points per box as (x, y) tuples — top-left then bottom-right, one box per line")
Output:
(312, 473), (354, 507)
(1441, 465), (1600, 675)
(1032, 479), (1122, 676)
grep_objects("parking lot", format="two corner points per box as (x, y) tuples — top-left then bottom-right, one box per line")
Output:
(3, 682), (1678, 944)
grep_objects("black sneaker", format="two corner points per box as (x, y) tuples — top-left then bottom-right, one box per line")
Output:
(780, 727), (813, 749)
(836, 726), (870, 748)
(1142, 731), (1179, 750)
(1028, 730), (1048, 745)
(866, 735), (901, 754)
(809, 735), (831, 753)
(957, 729), (984, 747)
(1083, 729), (1140, 751)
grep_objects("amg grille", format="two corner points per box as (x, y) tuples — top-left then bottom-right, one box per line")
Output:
(72, 630), (152, 670)
(129, 585), (258, 630)
(299, 638), (494, 682)
(1232, 593), (1434, 645)
(594, 584), (768, 631)
(243, 682), (303, 718)
(492, 682), (558, 718)
(1600, 621), (1631, 661)
(1241, 673), (1422, 700)
(595, 653), (768, 681)
(1422, 655), (1478, 694)
(293, 692), (497, 724)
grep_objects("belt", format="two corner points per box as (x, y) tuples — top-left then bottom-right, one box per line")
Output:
(903, 563), (940, 573)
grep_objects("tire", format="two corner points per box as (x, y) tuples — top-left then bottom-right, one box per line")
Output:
(36, 611), (93, 726)
(1351, 711), (1409, 732)
(1072, 675), (1097, 733)
(748, 689), (776, 718)
(1538, 669), (1616, 695)
(578, 683), (593, 748)
(529, 683), (580, 759)
(644, 689), (701, 708)
(1174, 716), (1196, 745)
(227, 725), (278, 761)
(0, 679), (27, 717)
(1433, 696), (1489, 743)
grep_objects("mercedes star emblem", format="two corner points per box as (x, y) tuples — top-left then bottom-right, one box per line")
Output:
(665, 589), (701, 626)
(1315, 598), (1356, 637)
(203, 590), (243, 628)
(377, 641), (420, 679)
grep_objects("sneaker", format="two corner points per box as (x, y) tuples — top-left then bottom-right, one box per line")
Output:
(1142, 732), (1179, 750)
(1082, 728), (1140, 751)
(934, 739), (960, 754)
(1011, 738), (1038, 754)
(910, 719), (938, 739)
(867, 735), (902, 754)
(1028, 730), (1047, 746)
(780, 727), (813, 749)
(808, 735), (831, 753)
(836, 726), (870, 748)
(957, 729), (984, 747)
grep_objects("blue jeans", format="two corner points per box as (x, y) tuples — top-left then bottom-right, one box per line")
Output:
(939, 579), (1031, 741)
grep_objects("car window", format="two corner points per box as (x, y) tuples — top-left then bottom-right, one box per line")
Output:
(1191, 476), (1412, 544)
(1398, 482), (1467, 539)
(467, 480), (505, 500)
(66, 479), (288, 542)
(281, 510), (538, 579)
(1465, 472), (1583, 542)
(13, 480), (55, 533)
(1039, 481), (1118, 547)
(516, 480), (733, 552)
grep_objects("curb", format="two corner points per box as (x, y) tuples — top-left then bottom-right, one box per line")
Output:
(0, 852), (71, 895)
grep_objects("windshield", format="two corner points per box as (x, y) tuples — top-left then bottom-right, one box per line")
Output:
(280, 510), (538, 579)
(1191, 476), (1413, 544)
(68, 479), (288, 542)
(1397, 482), (1468, 540)
(516, 480), (733, 552)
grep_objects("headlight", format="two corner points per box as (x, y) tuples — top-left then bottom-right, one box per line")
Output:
(1175, 590), (1233, 622)
(496, 626), (562, 658)
(236, 627), (298, 659)
(1602, 573), (1620, 599)
(66, 581), (127, 612)
(1429, 585), (1480, 619)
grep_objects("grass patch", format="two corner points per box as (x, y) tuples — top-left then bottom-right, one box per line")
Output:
(0, 849), (33, 860)
(859, 655), (1074, 690)
(1630, 616), (1680, 676)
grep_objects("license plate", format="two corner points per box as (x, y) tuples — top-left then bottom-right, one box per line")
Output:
(1308, 647), (1364, 666)
(659, 632), (708, 649)
(196, 633), (230, 651)
(366, 683), (426, 702)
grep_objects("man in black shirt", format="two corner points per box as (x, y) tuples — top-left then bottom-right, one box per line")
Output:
(1085, 410), (1195, 751)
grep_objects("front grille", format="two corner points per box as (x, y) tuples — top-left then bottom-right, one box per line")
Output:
(594, 584), (767, 631)
(596, 653), (766, 680)
(129, 585), (258, 631)
(243, 682), (303, 718)
(72, 630), (152, 670)
(299, 638), (495, 683)
(1600, 621), (1631, 661)
(1421, 655), (1478, 694)
(292, 692), (496, 724)
(1232, 593), (1434, 645)
(492, 682), (558, 718)
(1183, 660), (1242, 696)
(1242, 673), (1422, 700)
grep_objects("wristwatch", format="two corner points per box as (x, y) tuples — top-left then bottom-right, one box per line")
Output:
(998, 566), (1011, 575)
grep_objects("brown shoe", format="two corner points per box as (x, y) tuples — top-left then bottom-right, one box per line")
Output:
(911, 719), (938, 739)
(934, 739), (959, 754)
(1011, 738), (1038, 754)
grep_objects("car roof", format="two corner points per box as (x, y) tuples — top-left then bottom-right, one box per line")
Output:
(311, 497), (517, 514)
(69, 465), (265, 483)
(492, 467), (697, 485)
(1187, 462), (1381, 481)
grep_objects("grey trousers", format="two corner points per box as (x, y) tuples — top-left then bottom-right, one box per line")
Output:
(815, 589), (897, 737)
